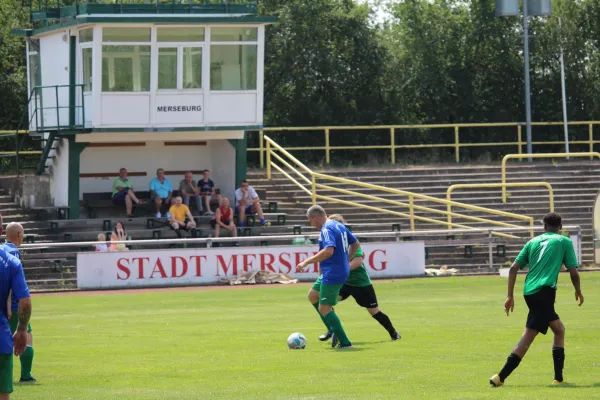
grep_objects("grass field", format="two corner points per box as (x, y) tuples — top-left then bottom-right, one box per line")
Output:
(14, 273), (600, 400)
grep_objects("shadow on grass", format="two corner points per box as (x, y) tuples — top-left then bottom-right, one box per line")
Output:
(517, 382), (600, 388)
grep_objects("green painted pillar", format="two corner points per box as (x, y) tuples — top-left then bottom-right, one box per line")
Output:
(69, 35), (76, 129)
(228, 132), (248, 188)
(68, 137), (87, 219)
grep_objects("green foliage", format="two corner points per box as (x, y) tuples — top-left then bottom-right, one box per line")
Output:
(3, 0), (600, 165)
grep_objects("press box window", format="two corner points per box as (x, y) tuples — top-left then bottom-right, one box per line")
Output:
(158, 47), (202, 90)
(102, 46), (151, 92)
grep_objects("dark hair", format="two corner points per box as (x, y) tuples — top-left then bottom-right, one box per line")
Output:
(119, 168), (126, 172)
(543, 212), (562, 229)
(113, 220), (126, 233)
(241, 180), (248, 184)
(203, 169), (210, 173)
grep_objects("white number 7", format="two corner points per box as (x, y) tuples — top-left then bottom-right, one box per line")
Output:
(538, 240), (549, 262)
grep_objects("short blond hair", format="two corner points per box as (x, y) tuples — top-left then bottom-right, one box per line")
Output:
(97, 233), (106, 241)
(328, 214), (345, 224)
(306, 205), (326, 218)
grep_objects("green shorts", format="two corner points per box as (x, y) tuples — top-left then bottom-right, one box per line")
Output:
(8, 313), (32, 334)
(311, 275), (323, 292)
(319, 283), (343, 306)
(0, 354), (13, 393)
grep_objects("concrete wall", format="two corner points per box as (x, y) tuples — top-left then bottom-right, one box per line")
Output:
(51, 138), (70, 207)
(79, 140), (235, 200)
(0, 176), (52, 209)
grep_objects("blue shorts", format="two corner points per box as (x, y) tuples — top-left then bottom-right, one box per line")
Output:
(112, 188), (129, 205)
(236, 205), (253, 215)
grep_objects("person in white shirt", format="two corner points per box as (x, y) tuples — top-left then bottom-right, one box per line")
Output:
(234, 180), (265, 227)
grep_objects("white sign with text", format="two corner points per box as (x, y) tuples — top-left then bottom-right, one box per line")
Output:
(77, 242), (426, 289)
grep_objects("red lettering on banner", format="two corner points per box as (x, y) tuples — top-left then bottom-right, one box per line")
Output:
(242, 254), (257, 272)
(216, 255), (237, 276)
(190, 255), (207, 277)
(171, 256), (188, 278)
(368, 249), (387, 271)
(132, 257), (150, 279)
(116, 259), (130, 280)
(260, 253), (276, 272)
(311, 251), (320, 273)
(278, 253), (291, 274)
(150, 259), (168, 278)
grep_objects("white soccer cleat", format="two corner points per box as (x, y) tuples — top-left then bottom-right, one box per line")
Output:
(489, 374), (504, 387)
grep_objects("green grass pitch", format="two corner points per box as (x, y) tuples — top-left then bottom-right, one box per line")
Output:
(15, 273), (600, 399)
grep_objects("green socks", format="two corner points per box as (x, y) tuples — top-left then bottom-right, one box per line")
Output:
(324, 311), (351, 346)
(20, 346), (34, 379)
(312, 302), (331, 333)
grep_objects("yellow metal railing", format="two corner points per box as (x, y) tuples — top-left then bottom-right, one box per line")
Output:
(447, 182), (554, 231)
(251, 121), (600, 167)
(265, 135), (535, 239)
(501, 152), (600, 202)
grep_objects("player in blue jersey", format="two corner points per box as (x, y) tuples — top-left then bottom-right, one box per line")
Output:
(3, 223), (35, 382)
(296, 205), (359, 349)
(0, 218), (32, 399)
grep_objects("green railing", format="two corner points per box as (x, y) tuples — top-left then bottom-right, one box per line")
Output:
(29, 0), (258, 21)
(0, 84), (86, 175)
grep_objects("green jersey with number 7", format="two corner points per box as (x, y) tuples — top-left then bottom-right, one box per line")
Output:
(515, 231), (578, 296)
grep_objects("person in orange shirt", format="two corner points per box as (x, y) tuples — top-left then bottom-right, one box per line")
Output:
(169, 196), (196, 237)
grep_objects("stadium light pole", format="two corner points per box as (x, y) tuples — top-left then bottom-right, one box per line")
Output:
(522, 0), (533, 162)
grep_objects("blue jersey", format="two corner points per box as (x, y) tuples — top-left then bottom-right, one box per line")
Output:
(1, 243), (21, 311)
(318, 220), (357, 285)
(0, 246), (29, 354)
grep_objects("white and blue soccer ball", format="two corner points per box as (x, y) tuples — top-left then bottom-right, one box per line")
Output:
(287, 332), (307, 349)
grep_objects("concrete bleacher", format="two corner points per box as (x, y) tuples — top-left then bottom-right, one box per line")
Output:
(249, 160), (600, 272)
(3, 159), (599, 291)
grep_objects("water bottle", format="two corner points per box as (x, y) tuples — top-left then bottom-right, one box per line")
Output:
(207, 233), (212, 248)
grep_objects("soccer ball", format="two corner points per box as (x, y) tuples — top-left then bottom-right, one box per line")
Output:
(287, 332), (307, 349)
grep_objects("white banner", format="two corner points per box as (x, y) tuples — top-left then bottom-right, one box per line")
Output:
(77, 242), (425, 289)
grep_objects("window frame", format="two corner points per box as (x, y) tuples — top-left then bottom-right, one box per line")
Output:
(208, 26), (259, 92)
(157, 43), (204, 92)
(100, 27), (152, 93)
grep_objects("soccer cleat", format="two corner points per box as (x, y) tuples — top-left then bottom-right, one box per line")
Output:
(337, 343), (353, 349)
(155, 212), (162, 218)
(19, 377), (36, 383)
(166, 212), (171, 220)
(331, 333), (338, 348)
(552, 379), (566, 384)
(391, 331), (401, 341)
(489, 375), (504, 387)
(319, 331), (332, 341)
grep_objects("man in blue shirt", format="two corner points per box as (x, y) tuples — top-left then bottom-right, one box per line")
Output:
(3, 223), (35, 383)
(0, 219), (32, 398)
(149, 168), (173, 219)
(297, 205), (359, 349)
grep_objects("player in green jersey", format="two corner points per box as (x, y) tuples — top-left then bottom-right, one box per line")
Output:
(309, 214), (400, 345)
(490, 213), (583, 387)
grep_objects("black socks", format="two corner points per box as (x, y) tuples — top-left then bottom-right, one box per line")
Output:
(499, 353), (522, 382)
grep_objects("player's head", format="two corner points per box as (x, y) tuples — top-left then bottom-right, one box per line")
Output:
(5, 222), (24, 247)
(306, 205), (327, 229)
(119, 168), (127, 179)
(203, 169), (210, 179)
(328, 214), (345, 224)
(174, 196), (183, 206)
(543, 212), (562, 233)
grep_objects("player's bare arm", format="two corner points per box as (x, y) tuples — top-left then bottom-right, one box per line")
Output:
(348, 241), (360, 262)
(13, 296), (31, 356)
(569, 268), (584, 306)
(504, 261), (521, 316)
(349, 256), (364, 271)
(296, 247), (334, 272)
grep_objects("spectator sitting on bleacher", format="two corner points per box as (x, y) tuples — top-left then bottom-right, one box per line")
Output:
(211, 197), (237, 238)
(150, 168), (173, 219)
(113, 168), (143, 217)
(235, 180), (266, 227)
(198, 169), (218, 215)
(95, 233), (108, 252)
(169, 196), (196, 238)
(110, 221), (129, 252)
(179, 172), (202, 215)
